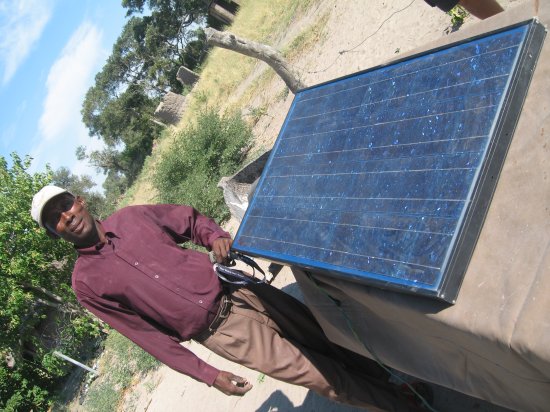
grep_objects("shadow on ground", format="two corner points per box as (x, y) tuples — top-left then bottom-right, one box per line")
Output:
(256, 389), (364, 412)
(255, 386), (513, 412)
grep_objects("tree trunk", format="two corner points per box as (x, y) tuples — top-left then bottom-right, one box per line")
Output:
(204, 28), (306, 94)
(23, 284), (64, 304)
(22, 283), (88, 315)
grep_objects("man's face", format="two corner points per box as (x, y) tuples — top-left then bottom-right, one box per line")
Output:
(42, 194), (98, 246)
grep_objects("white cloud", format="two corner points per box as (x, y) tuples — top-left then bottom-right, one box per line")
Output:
(0, 0), (53, 85)
(38, 22), (103, 141)
(30, 21), (107, 190)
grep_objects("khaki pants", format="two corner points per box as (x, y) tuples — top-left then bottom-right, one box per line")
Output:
(199, 286), (408, 412)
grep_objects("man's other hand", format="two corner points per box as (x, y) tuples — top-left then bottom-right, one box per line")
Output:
(213, 370), (252, 395)
(212, 237), (233, 263)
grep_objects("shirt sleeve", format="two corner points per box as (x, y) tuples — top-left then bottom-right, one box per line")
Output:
(76, 283), (220, 386)
(145, 204), (231, 248)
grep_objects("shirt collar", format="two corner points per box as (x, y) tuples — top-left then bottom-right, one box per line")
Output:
(75, 220), (118, 256)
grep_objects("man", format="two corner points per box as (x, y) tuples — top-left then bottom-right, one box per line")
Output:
(31, 186), (422, 411)
(425, 0), (503, 19)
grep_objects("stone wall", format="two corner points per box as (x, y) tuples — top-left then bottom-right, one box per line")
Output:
(153, 92), (187, 126)
(176, 66), (199, 87)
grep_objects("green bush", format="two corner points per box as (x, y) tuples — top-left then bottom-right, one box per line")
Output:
(153, 107), (253, 223)
(0, 154), (101, 411)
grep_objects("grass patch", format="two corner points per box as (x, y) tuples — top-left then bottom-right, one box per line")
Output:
(85, 381), (119, 412)
(83, 331), (160, 412)
(121, 0), (325, 207)
(152, 107), (253, 223)
(282, 10), (330, 61)
(181, 0), (322, 123)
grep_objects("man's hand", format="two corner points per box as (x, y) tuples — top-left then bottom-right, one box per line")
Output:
(212, 237), (233, 263)
(213, 370), (252, 396)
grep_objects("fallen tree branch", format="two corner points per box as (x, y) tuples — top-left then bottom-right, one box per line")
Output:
(205, 27), (306, 93)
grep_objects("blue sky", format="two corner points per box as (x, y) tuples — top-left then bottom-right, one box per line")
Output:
(0, 0), (128, 190)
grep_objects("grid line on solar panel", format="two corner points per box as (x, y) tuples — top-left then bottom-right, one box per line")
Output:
(294, 76), (509, 118)
(270, 152), (483, 175)
(295, 28), (524, 103)
(246, 214), (453, 236)
(287, 93), (503, 135)
(254, 195), (467, 202)
(248, 206), (458, 230)
(274, 135), (488, 159)
(266, 167), (476, 178)
(237, 233), (443, 286)
(290, 75), (509, 121)
(282, 104), (497, 140)
(242, 212), (452, 264)
(291, 49), (520, 111)
(238, 235), (441, 271)
(277, 122), (487, 151)
(251, 197), (465, 220)
(286, 95), (502, 137)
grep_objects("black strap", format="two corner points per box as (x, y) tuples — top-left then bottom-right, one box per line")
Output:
(209, 250), (267, 285)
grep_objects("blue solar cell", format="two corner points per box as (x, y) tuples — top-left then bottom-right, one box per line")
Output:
(233, 21), (545, 302)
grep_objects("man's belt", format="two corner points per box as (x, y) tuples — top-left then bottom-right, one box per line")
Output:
(195, 294), (232, 341)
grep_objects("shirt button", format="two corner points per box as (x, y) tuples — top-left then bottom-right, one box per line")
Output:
(154, 275), (159, 279)
(134, 261), (139, 266)
(198, 300), (203, 304)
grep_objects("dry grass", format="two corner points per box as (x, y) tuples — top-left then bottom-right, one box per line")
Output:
(282, 10), (330, 61)
(122, 0), (328, 207)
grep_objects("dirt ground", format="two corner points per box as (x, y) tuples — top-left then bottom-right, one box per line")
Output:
(100, 1), (529, 411)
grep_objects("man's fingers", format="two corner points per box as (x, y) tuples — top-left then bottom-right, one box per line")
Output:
(233, 382), (253, 395)
(213, 238), (233, 263)
(214, 371), (252, 396)
(231, 374), (247, 385)
(220, 238), (231, 256)
(230, 375), (252, 394)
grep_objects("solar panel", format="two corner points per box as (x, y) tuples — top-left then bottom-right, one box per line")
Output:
(233, 20), (546, 303)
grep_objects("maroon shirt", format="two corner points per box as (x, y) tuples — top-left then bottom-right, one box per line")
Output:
(72, 204), (230, 385)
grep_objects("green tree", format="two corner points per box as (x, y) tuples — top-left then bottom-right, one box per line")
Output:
(0, 154), (101, 411)
(80, 1), (209, 186)
(122, 0), (209, 80)
(81, 82), (162, 185)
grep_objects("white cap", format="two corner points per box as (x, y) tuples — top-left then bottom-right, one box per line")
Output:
(31, 185), (71, 228)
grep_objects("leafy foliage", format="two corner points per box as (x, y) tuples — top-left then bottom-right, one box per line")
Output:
(447, 5), (469, 30)
(153, 108), (252, 222)
(80, 0), (210, 190)
(0, 154), (101, 411)
(80, 82), (162, 186)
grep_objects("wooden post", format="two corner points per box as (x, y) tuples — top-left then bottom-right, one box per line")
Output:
(205, 28), (306, 93)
